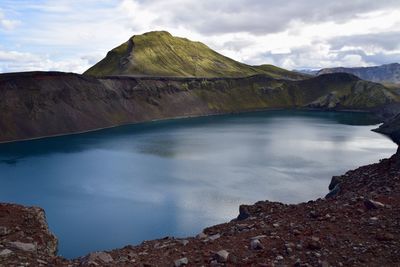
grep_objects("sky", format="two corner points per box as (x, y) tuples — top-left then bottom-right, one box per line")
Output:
(0, 0), (400, 73)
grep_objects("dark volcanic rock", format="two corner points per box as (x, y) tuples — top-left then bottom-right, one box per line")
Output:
(237, 205), (251, 220)
(375, 113), (400, 146)
(328, 175), (343, 190)
(0, 71), (397, 143)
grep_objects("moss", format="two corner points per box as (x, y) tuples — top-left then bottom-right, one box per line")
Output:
(84, 31), (307, 80)
(180, 83), (189, 91)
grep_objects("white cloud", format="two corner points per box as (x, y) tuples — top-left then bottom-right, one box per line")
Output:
(0, 50), (92, 73)
(0, 9), (19, 30)
(0, 0), (400, 73)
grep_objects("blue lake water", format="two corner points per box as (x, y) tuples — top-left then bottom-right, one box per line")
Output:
(0, 110), (396, 258)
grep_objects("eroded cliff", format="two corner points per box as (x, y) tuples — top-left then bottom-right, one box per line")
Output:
(0, 71), (397, 143)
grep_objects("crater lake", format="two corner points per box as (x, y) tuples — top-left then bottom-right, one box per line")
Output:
(0, 110), (396, 258)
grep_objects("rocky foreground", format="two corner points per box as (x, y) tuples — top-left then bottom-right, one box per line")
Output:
(1, 148), (399, 266)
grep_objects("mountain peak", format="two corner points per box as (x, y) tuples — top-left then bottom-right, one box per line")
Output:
(142, 30), (172, 36)
(131, 30), (173, 40)
(84, 32), (306, 79)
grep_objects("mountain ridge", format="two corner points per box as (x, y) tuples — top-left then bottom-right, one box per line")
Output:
(317, 63), (400, 85)
(0, 71), (397, 143)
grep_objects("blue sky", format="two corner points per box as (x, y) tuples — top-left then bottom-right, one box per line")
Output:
(1, 0), (400, 73)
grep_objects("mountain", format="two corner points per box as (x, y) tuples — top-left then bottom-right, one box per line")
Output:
(295, 69), (318, 76)
(0, 71), (397, 143)
(84, 31), (306, 80)
(317, 63), (400, 85)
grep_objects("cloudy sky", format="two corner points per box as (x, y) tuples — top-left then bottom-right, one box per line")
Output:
(1, 0), (400, 73)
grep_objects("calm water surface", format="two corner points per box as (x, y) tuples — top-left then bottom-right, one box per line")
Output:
(0, 111), (396, 258)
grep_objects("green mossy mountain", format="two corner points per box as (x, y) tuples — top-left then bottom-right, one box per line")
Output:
(84, 31), (306, 80)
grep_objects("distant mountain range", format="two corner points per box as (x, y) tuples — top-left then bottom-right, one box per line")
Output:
(85, 31), (306, 80)
(295, 69), (319, 76)
(317, 63), (400, 85)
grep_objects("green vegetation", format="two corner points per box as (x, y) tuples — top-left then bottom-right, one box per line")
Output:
(84, 31), (306, 80)
(254, 64), (307, 80)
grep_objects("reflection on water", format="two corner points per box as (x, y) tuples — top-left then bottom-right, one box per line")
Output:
(0, 110), (395, 258)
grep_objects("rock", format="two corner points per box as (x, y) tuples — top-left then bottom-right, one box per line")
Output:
(309, 210), (319, 218)
(329, 176), (343, 190)
(236, 224), (249, 231)
(276, 255), (284, 261)
(174, 257), (189, 266)
(177, 239), (189, 246)
(307, 237), (322, 250)
(215, 250), (229, 263)
(364, 199), (385, 210)
(250, 239), (263, 250)
(250, 235), (267, 240)
(196, 232), (207, 239)
(82, 251), (114, 264)
(376, 232), (395, 241)
(210, 260), (218, 266)
(84, 261), (99, 266)
(285, 242), (295, 254)
(326, 184), (340, 198)
(9, 241), (37, 252)
(237, 205), (250, 220)
(209, 234), (221, 241)
(0, 226), (10, 236)
(37, 259), (48, 265)
(369, 217), (379, 222)
(0, 249), (13, 257)
(293, 229), (302, 235)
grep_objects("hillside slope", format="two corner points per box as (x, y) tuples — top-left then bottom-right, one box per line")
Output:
(0, 71), (397, 143)
(84, 31), (306, 80)
(318, 63), (400, 85)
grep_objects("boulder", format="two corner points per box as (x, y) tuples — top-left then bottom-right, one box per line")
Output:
(215, 250), (229, 263)
(326, 184), (340, 198)
(250, 239), (263, 250)
(208, 234), (221, 241)
(329, 176), (343, 190)
(237, 205), (250, 220)
(0, 249), (13, 257)
(9, 241), (37, 252)
(81, 251), (114, 264)
(174, 257), (189, 266)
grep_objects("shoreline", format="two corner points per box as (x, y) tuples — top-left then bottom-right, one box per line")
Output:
(0, 148), (399, 266)
(0, 107), (378, 145)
